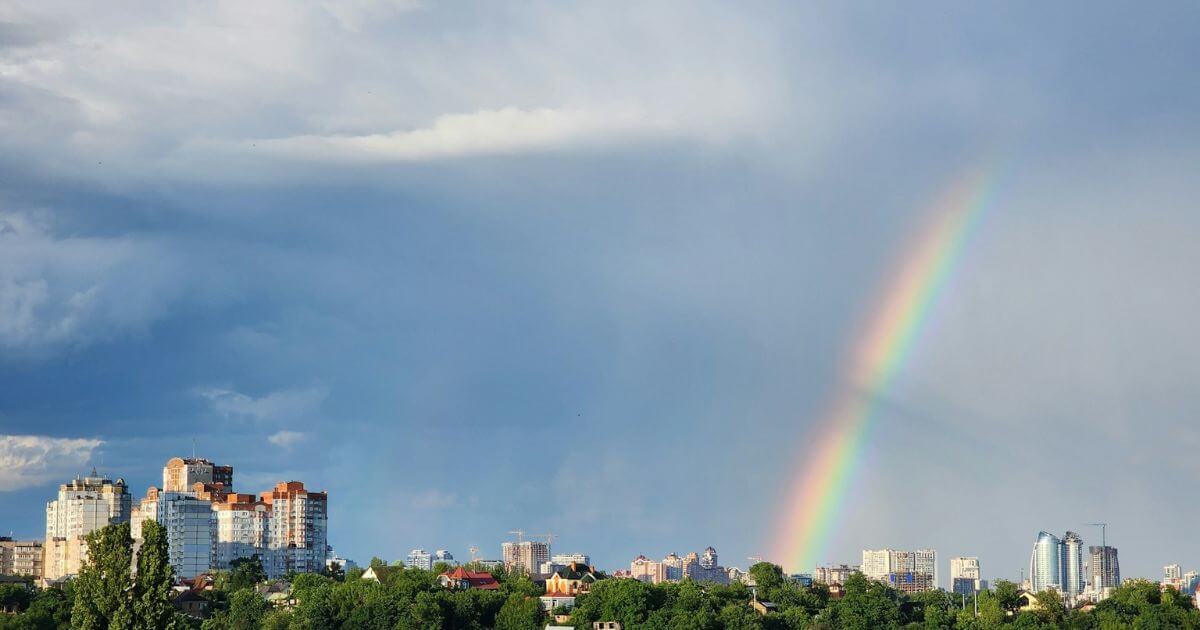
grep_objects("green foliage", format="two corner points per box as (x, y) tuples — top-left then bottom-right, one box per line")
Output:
(10, 543), (1199, 630)
(225, 556), (268, 593)
(133, 520), (180, 629)
(494, 595), (543, 630)
(817, 572), (902, 630)
(71, 522), (135, 629)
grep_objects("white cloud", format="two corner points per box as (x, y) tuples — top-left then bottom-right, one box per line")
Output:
(0, 211), (180, 351)
(0, 2), (790, 182)
(0, 435), (103, 491)
(199, 385), (328, 421)
(257, 106), (667, 162)
(267, 430), (307, 450)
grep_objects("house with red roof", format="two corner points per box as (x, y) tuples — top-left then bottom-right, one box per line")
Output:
(438, 566), (501, 590)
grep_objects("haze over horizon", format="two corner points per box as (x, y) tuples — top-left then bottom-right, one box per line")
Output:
(2, 1), (1199, 582)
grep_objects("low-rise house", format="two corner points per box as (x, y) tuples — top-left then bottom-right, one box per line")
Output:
(750, 599), (778, 616)
(362, 565), (403, 583)
(256, 581), (296, 609)
(439, 567), (500, 590)
(172, 588), (210, 619)
(539, 593), (576, 611)
(544, 563), (603, 597)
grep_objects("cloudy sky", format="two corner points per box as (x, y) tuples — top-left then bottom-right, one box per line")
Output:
(1, 1), (1198, 580)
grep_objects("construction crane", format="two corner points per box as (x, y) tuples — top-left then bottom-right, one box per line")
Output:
(532, 533), (556, 548)
(507, 529), (525, 544)
(1086, 523), (1108, 549)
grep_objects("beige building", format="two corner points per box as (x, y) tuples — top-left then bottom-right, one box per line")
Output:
(43, 474), (131, 582)
(629, 555), (666, 584)
(263, 481), (328, 577)
(0, 538), (43, 578)
(501, 540), (550, 575)
(162, 457), (233, 493)
(813, 564), (859, 585)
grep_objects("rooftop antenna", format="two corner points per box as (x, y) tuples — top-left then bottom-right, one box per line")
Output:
(192, 438), (197, 459)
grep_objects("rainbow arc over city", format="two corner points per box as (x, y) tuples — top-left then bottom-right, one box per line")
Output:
(771, 163), (1003, 572)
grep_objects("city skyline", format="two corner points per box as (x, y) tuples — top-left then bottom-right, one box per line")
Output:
(1, 456), (1181, 590)
(2, 1), (1199, 588)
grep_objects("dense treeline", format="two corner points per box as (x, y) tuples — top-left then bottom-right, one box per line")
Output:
(2, 525), (1199, 629)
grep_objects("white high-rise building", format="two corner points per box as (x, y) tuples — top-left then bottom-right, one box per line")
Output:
(1061, 531), (1085, 599)
(862, 548), (935, 582)
(861, 549), (891, 579)
(950, 557), (981, 593)
(1029, 531), (1063, 593)
(433, 550), (455, 566)
(156, 492), (215, 578)
(541, 552), (590, 574)
(213, 493), (271, 571)
(914, 549), (937, 587)
(407, 549), (433, 570)
(43, 473), (131, 582)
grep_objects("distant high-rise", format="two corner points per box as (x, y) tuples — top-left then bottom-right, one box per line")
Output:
(212, 493), (271, 572)
(914, 550), (937, 588)
(1165, 564), (1182, 582)
(1029, 532), (1063, 593)
(630, 555), (666, 584)
(156, 492), (216, 578)
(1089, 545), (1120, 594)
(501, 540), (549, 575)
(263, 481), (328, 576)
(662, 553), (683, 581)
(813, 564), (858, 586)
(434, 550), (455, 566)
(949, 557), (981, 594)
(700, 547), (718, 570)
(407, 549), (433, 570)
(43, 473), (131, 582)
(162, 457), (233, 493)
(1061, 531), (1085, 598)
(0, 538), (43, 579)
(862, 549), (935, 586)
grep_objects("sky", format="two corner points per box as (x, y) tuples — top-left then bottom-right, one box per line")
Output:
(1, 1), (1199, 582)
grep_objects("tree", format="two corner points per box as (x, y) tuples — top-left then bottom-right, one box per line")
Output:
(818, 573), (901, 630)
(225, 556), (267, 592)
(748, 563), (786, 592)
(0, 584), (33, 614)
(992, 580), (1022, 616)
(225, 588), (269, 630)
(494, 595), (542, 630)
(71, 523), (135, 630)
(1032, 589), (1066, 625)
(133, 520), (179, 629)
(324, 560), (345, 582)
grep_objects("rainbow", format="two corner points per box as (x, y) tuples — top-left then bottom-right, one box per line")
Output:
(772, 164), (1002, 572)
